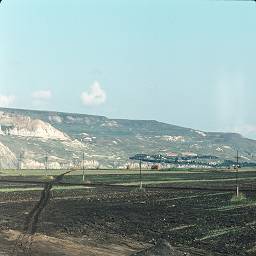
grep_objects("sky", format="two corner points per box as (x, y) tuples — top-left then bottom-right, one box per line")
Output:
(1, 0), (256, 139)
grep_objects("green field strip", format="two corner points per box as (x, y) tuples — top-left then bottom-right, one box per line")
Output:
(210, 201), (256, 212)
(0, 169), (209, 177)
(156, 192), (231, 202)
(197, 227), (241, 241)
(197, 221), (256, 242)
(0, 185), (92, 193)
(116, 176), (256, 186)
(169, 224), (196, 231)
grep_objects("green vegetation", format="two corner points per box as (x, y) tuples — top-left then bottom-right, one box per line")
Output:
(1, 168), (256, 185)
(1, 168), (256, 195)
(231, 192), (247, 203)
(0, 185), (88, 193)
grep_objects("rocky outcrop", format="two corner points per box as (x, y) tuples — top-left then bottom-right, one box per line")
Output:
(0, 141), (16, 169)
(0, 112), (69, 140)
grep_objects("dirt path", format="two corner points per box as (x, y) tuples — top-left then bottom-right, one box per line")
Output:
(0, 229), (146, 256)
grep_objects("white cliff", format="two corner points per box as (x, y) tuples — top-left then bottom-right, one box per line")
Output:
(0, 112), (69, 141)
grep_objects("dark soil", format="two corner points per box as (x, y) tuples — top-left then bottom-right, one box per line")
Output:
(0, 186), (256, 255)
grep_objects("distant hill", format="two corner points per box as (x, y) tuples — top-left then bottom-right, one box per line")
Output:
(0, 107), (255, 169)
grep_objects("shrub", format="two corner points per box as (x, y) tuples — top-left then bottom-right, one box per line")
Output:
(231, 192), (247, 203)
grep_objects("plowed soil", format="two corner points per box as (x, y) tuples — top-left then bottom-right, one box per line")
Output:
(0, 186), (256, 255)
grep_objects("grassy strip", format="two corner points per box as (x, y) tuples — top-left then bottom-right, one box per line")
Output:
(0, 169), (208, 176)
(198, 227), (240, 241)
(211, 201), (256, 212)
(116, 176), (256, 186)
(0, 185), (90, 193)
(198, 220), (256, 242)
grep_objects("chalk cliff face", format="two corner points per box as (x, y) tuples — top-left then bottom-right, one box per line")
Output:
(0, 141), (16, 169)
(0, 112), (69, 141)
(0, 107), (256, 169)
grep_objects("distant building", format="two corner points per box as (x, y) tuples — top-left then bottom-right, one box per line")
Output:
(151, 164), (159, 170)
(166, 152), (178, 157)
(181, 152), (198, 157)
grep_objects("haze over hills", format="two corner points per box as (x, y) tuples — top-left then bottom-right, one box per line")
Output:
(0, 107), (255, 169)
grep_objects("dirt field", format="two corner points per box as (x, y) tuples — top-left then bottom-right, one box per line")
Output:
(0, 182), (256, 256)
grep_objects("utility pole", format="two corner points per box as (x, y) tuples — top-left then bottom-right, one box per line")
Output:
(45, 152), (48, 176)
(139, 159), (142, 189)
(82, 152), (85, 182)
(18, 152), (23, 176)
(235, 150), (240, 197)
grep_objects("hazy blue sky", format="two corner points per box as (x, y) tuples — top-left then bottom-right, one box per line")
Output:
(1, 1), (256, 138)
